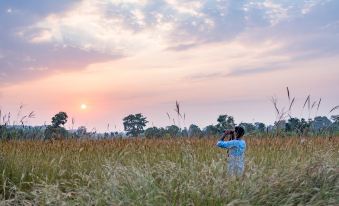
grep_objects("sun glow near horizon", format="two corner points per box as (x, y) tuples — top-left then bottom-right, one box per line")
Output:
(0, 0), (338, 131)
(80, 103), (87, 110)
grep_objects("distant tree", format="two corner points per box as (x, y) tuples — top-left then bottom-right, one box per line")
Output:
(311, 116), (332, 131)
(284, 117), (313, 136)
(203, 125), (219, 137)
(76, 126), (87, 137)
(123, 113), (148, 137)
(145, 127), (157, 138)
(52, 112), (68, 128)
(111, 131), (119, 138)
(266, 125), (275, 133)
(145, 127), (165, 138)
(181, 127), (188, 137)
(330, 115), (339, 133)
(188, 124), (203, 138)
(239, 122), (256, 133)
(166, 125), (180, 138)
(299, 118), (311, 136)
(44, 112), (69, 140)
(216, 115), (235, 132)
(254, 122), (266, 133)
(114, 132), (125, 138)
(285, 118), (301, 133)
(331, 115), (339, 123)
(274, 120), (286, 133)
(104, 132), (110, 139)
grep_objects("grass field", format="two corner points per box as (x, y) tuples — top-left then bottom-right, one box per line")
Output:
(0, 137), (338, 205)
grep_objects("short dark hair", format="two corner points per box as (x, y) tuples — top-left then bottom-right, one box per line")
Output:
(235, 126), (245, 139)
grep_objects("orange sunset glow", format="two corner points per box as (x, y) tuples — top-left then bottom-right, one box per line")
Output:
(0, 0), (338, 132)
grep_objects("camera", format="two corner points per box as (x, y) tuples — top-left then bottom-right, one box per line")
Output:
(223, 130), (234, 135)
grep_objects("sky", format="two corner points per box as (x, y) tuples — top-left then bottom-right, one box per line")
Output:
(0, 0), (339, 132)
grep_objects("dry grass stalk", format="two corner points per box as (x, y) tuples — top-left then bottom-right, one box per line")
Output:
(329, 105), (339, 113)
(271, 97), (280, 116)
(288, 97), (295, 112)
(303, 95), (310, 109)
(175, 101), (182, 118)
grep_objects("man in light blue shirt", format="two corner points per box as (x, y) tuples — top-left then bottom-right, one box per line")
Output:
(216, 126), (246, 176)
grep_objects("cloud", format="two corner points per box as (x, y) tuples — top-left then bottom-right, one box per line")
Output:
(301, 0), (330, 15)
(18, 0), (248, 54)
(185, 67), (284, 80)
(0, 1), (121, 85)
(20, 1), (170, 55)
(166, 43), (200, 51)
(1, 0), (338, 86)
(227, 66), (285, 77)
(0, 1), (77, 16)
(20, 0), (336, 56)
(186, 72), (224, 80)
(25, 67), (48, 71)
(244, 0), (289, 26)
(0, 44), (119, 85)
(165, 0), (204, 17)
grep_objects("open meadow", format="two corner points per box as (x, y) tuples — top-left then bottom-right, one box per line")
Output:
(2, 0), (339, 205)
(0, 137), (338, 205)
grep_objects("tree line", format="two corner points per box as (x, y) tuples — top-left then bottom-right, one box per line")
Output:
(1, 110), (338, 140)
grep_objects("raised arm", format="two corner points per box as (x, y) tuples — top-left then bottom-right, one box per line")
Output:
(219, 132), (227, 141)
(216, 139), (240, 149)
(217, 130), (237, 149)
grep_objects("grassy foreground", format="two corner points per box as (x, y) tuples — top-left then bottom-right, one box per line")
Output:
(0, 137), (338, 205)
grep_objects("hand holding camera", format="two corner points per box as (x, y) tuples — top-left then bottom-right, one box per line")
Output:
(226, 130), (235, 140)
(220, 130), (235, 141)
(224, 130), (234, 135)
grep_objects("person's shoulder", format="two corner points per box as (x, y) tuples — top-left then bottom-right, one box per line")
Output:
(239, 139), (246, 145)
(233, 139), (244, 144)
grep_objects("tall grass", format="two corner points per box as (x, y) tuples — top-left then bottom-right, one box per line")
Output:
(0, 137), (338, 205)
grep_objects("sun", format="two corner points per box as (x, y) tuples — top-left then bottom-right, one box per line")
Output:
(80, 104), (87, 110)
